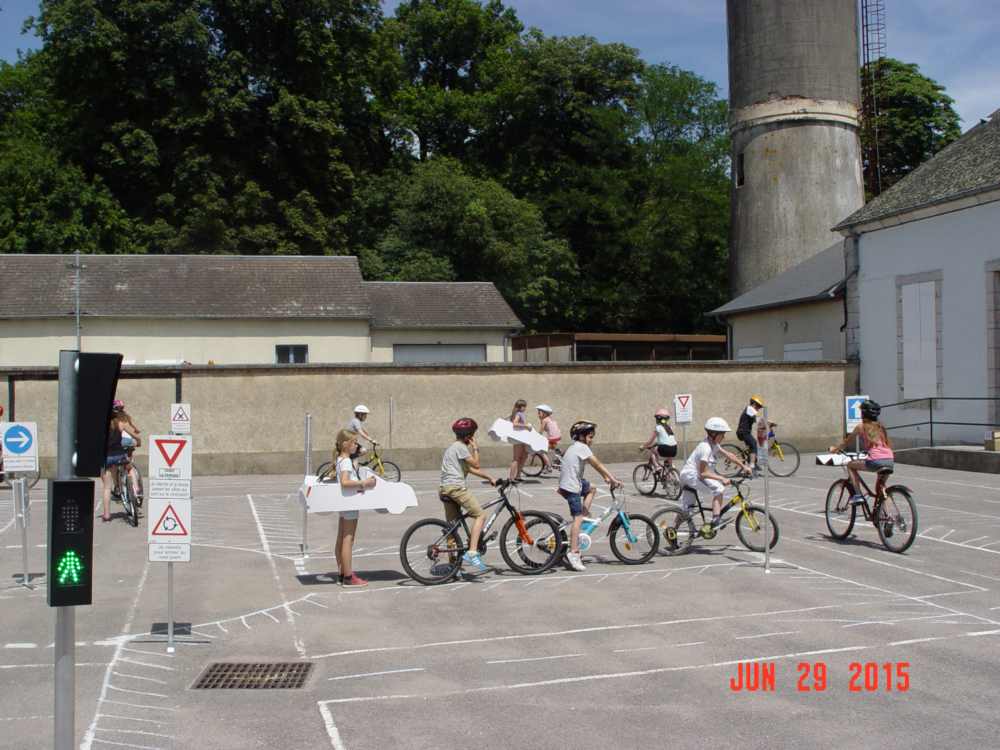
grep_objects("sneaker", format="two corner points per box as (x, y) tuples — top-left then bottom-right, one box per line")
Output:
(461, 552), (490, 574)
(341, 573), (368, 587)
(566, 552), (586, 572)
(849, 494), (866, 506)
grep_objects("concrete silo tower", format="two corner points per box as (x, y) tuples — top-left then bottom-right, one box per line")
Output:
(727, 0), (864, 296)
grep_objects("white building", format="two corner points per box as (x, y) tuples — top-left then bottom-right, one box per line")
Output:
(835, 109), (1000, 444)
(0, 255), (522, 366)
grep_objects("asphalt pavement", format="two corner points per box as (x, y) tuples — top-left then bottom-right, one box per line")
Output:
(1, 456), (998, 749)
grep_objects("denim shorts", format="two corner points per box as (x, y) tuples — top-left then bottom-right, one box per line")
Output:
(558, 479), (592, 517)
(864, 458), (894, 472)
(105, 452), (128, 468)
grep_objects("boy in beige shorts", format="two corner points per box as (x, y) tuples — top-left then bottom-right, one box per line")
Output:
(440, 418), (497, 574)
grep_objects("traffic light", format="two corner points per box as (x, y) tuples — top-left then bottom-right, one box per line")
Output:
(47, 479), (95, 607)
(74, 352), (123, 477)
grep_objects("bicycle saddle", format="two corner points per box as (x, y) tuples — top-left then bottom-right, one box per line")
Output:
(876, 466), (894, 475)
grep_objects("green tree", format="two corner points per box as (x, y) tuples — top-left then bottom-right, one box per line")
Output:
(863, 57), (961, 193)
(375, 157), (578, 329)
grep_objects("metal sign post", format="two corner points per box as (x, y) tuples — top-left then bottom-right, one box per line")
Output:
(757, 407), (771, 574)
(54, 350), (77, 750)
(302, 413), (312, 559)
(14, 478), (32, 588)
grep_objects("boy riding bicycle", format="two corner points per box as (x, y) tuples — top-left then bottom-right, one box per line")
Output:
(440, 418), (497, 574)
(736, 396), (764, 474)
(679, 417), (751, 527)
(348, 404), (377, 458)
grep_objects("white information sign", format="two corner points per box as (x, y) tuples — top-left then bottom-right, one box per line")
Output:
(845, 394), (869, 434)
(149, 479), (192, 499)
(170, 403), (191, 435)
(149, 543), (191, 563)
(673, 395), (693, 424)
(149, 435), (192, 481)
(1, 422), (39, 473)
(147, 498), (192, 544)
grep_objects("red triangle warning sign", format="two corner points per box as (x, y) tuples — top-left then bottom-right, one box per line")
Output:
(155, 438), (187, 467)
(172, 405), (189, 422)
(677, 395), (690, 408)
(151, 503), (188, 537)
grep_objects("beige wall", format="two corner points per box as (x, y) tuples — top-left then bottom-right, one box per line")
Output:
(369, 329), (510, 362)
(5, 361), (856, 474)
(0, 318), (370, 366)
(729, 300), (844, 361)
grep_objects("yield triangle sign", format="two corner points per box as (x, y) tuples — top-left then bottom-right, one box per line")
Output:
(155, 438), (187, 467)
(678, 396), (689, 408)
(152, 503), (188, 537)
(172, 405), (189, 422)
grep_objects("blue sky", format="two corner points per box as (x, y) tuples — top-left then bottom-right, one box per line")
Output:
(2, 0), (997, 127)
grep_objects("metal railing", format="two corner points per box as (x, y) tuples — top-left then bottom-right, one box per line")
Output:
(881, 397), (1000, 447)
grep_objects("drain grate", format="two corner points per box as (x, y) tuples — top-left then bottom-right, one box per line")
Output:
(193, 662), (312, 689)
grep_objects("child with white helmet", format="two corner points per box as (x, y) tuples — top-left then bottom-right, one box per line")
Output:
(348, 404), (377, 458)
(679, 417), (751, 526)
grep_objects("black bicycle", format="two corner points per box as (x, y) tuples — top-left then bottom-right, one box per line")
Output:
(112, 460), (141, 527)
(399, 479), (562, 585)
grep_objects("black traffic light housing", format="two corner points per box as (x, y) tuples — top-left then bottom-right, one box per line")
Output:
(47, 479), (96, 607)
(74, 352), (123, 477)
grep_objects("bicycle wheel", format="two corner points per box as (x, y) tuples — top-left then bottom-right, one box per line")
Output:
(877, 487), (918, 553)
(522, 452), (546, 478)
(660, 468), (682, 502)
(399, 519), (465, 585)
(121, 471), (139, 528)
(650, 506), (695, 556)
(314, 461), (332, 479)
(735, 504), (779, 552)
(718, 445), (745, 478)
(610, 513), (659, 564)
(500, 511), (562, 574)
(133, 464), (144, 507)
(376, 460), (401, 483)
(824, 479), (856, 539)
(767, 441), (800, 477)
(632, 464), (658, 496)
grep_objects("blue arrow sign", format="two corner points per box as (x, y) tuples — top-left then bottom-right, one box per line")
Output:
(3, 425), (33, 454)
(848, 400), (863, 419)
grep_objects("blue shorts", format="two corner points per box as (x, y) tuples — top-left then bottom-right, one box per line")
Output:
(558, 479), (592, 517)
(105, 452), (128, 468)
(864, 458), (894, 472)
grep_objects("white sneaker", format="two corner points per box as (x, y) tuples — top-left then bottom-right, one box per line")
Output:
(566, 552), (586, 572)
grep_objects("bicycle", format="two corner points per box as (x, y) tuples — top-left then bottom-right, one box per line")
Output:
(111, 447), (143, 508)
(543, 486), (660, 565)
(718, 423), (800, 478)
(399, 479), (562, 585)
(317, 443), (401, 483)
(522, 445), (563, 478)
(651, 477), (779, 555)
(824, 453), (917, 553)
(632, 449), (681, 501)
(112, 460), (141, 528)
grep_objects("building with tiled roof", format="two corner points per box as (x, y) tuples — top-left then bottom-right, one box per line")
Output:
(0, 254), (522, 366)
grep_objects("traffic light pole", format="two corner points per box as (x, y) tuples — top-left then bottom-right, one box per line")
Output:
(55, 350), (78, 750)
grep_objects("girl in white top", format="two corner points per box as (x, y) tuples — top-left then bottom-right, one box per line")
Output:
(335, 429), (376, 587)
(679, 417), (750, 525)
(508, 399), (530, 481)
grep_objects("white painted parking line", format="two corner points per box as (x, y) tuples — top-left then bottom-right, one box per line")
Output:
(329, 668), (426, 681)
(734, 631), (799, 640)
(486, 653), (583, 665)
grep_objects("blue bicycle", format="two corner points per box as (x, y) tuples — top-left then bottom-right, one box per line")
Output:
(543, 487), (659, 565)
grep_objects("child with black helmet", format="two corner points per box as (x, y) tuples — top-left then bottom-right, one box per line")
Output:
(558, 420), (622, 572)
(830, 400), (894, 505)
(440, 418), (497, 574)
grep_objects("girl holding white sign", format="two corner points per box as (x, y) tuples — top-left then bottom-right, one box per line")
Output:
(334, 429), (376, 586)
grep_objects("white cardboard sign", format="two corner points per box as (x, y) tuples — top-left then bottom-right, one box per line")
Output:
(1, 422), (39, 473)
(147, 497), (192, 544)
(673, 395), (693, 424)
(170, 403), (191, 434)
(299, 471), (419, 515)
(487, 418), (549, 453)
(149, 435), (192, 481)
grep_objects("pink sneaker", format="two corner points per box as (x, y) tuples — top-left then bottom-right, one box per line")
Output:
(341, 573), (368, 587)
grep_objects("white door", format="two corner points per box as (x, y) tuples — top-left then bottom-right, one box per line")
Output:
(783, 341), (823, 361)
(392, 344), (487, 364)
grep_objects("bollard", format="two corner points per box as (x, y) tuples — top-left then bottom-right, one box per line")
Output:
(14, 478), (32, 588)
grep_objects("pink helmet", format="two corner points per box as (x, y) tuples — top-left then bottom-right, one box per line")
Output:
(112, 399), (125, 411)
(654, 408), (670, 419)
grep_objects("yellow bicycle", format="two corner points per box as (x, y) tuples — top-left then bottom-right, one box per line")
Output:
(316, 443), (401, 482)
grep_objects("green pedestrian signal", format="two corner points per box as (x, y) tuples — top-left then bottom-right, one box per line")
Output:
(48, 479), (95, 607)
(56, 550), (84, 585)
